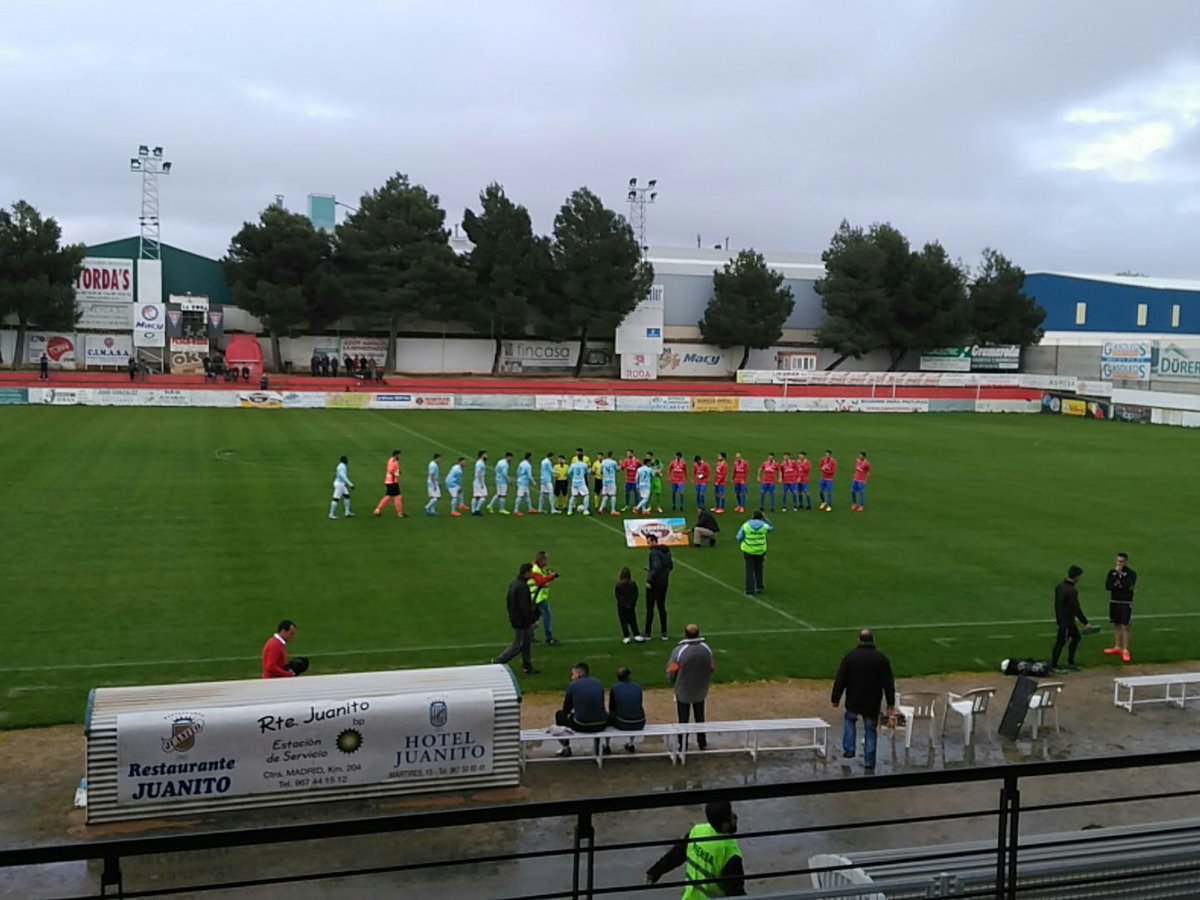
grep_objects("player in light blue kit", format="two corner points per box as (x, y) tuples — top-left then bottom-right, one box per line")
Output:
(537, 451), (557, 515)
(328, 455), (354, 519)
(567, 453), (591, 516)
(423, 452), (442, 516)
(488, 451), (513, 515)
(513, 452), (534, 515)
(470, 450), (488, 516)
(446, 456), (466, 517)
(634, 456), (654, 514)
(597, 450), (621, 515)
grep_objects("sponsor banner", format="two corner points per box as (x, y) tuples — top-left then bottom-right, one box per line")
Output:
(657, 344), (738, 378)
(1101, 341), (1151, 381)
(89, 389), (146, 407)
(207, 310), (225, 341)
(690, 397), (740, 413)
(1152, 342), (1200, 381)
(369, 393), (455, 410)
(1061, 398), (1087, 417)
(77, 302), (133, 331)
(572, 395), (614, 412)
(325, 392), (372, 410)
(171, 337), (209, 351)
(169, 294), (210, 312)
(535, 395), (573, 411)
(1021, 374), (1078, 392)
(648, 396), (692, 412)
(115, 689), (494, 806)
(499, 340), (577, 370)
(27, 333), (77, 369)
(975, 399), (1041, 413)
(282, 392), (327, 410)
(193, 391), (241, 409)
(85, 334), (133, 367)
(169, 348), (207, 375)
(738, 397), (776, 412)
(619, 351), (658, 381)
(340, 337), (389, 365)
(623, 518), (690, 549)
(143, 389), (190, 408)
(1040, 392), (1109, 419)
(847, 399), (929, 413)
(920, 347), (971, 372)
(456, 394), (535, 411)
(970, 345), (1021, 372)
(0, 388), (28, 405)
(1113, 404), (1152, 424)
(75, 258), (133, 304)
(239, 391), (284, 410)
(1075, 379), (1113, 397)
(34, 387), (86, 405)
(133, 303), (166, 347)
(927, 399), (976, 413)
(614, 396), (658, 412)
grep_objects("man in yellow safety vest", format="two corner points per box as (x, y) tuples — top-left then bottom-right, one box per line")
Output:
(645, 800), (745, 897)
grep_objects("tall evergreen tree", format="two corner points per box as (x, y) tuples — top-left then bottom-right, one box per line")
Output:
(969, 248), (1045, 346)
(698, 249), (796, 371)
(815, 220), (891, 369)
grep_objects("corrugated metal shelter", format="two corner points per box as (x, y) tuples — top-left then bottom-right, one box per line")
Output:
(86, 237), (233, 307)
(85, 665), (521, 823)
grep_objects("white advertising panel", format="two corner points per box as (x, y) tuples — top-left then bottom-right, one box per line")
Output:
(85, 334), (133, 367)
(339, 337), (388, 365)
(1101, 341), (1151, 381)
(75, 258), (133, 303)
(27, 332), (77, 369)
(282, 392), (328, 409)
(137, 260), (163, 306)
(369, 393), (455, 410)
(115, 689), (495, 806)
(572, 395), (615, 412)
(619, 351), (658, 381)
(1152, 342), (1200, 382)
(77, 302), (133, 331)
(615, 285), (664, 354)
(920, 347), (972, 372)
(133, 303), (167, 347)
(656, 345), (738, 378)
(88, 389), (146, 407)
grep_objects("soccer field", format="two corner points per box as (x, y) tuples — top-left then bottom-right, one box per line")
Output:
(2, 407), (1197, 729)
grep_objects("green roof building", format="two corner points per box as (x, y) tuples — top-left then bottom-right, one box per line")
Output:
(85, 237), (232, 307)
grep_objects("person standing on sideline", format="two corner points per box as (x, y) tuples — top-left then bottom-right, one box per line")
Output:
(607, 666), (646, 753)
(796, 450), (813, 510)
(645, 801), (746, 896)
(692, 506), (720, 547)
(832, 629), (896, 773)
(667, 623), (715, 750)
(757, 452), (778, 512)
(1104, 553), (1137, 663)
(328, 456), (354, 519)
(374, 450), (404, 518)
(732, 452), (750, 513)
(531, 550), (561, 645)
(492, 562), (540, 675)
(39, 353), (49, 380)
(633, 456), (654, 514)
(446, 456), (466, 517)
(554, 662), (607, 757)
(487, 451), (512, 515)
(736, 509), (773, 595)
(599, 451), (621, 516)
(262, 620), (298, 679)
(513, 452), (534, 516)
(470, 450), (489, 516)
(668, 452), (688, 512)
(423, 453), (442, 516)
(622, 449), (639, 511)
(537, 451), (557, 515)
(645, 534), (674, 640)
(713, 451), (729, 513)
(615, 567), (643, 643)
(818, 450), (838, 512)
(692, 455), (711, 511)
(850, 451), (871, 512)
(1051, 565), (1088, 673)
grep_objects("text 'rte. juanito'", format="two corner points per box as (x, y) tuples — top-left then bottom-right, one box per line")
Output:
(258, 700), (370, 732)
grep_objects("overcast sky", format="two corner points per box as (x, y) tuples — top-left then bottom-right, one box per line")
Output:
(3, 1), (1200, 275)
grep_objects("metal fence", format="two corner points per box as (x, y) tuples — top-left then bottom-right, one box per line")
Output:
(4, 748), (1200, 899)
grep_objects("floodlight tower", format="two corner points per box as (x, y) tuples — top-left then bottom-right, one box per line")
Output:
(626, 177), (658, 256)
(129, 145), (172, 260)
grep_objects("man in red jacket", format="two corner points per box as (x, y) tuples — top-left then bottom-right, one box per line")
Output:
(262, 620), (297, 678)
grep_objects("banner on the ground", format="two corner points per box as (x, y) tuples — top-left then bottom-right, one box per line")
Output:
(114, 689), (495, 806)
(27, 333), (77, 369)
(623, 518), (690, 548)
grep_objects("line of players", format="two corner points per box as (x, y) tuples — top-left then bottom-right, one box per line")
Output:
(417, 448), (872, 517)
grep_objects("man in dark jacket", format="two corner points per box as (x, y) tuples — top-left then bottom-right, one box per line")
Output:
(1051, 565), (1088, 673)
(692, 507), (720, 547)
(554, 662), (607, 757)
(832, 629), (896, 773)
(492, 562), (540, 675)
(607, 666), (646, 753)
(644, 534), (674, 640)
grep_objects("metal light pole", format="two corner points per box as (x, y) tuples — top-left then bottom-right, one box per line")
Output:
(129, 145), (171, 260)
(626, 177), (657, 255)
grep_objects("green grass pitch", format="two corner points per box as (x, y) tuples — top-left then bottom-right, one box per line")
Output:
(1, 407), (1197, 729)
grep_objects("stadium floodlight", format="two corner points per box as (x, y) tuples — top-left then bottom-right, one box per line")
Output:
(162, 161), (172, 174)
(629, 177), (637, 188)
(138, 145), (149, 157)
(152, 146), (163, 158)
(627, 190), (637, 201)
(626, 177), (658, 257)
(130, 143), (170, 261)
(648, 179), (657, 189)
(130, 158), (142, 171)
(650, 192), (657, 201)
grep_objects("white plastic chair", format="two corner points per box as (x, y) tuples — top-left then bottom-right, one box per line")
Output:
(808, 853), (886, 899)
(941, 687), (997, 746)
(1026, 681), (1063, 739)
(895, 691), (939, 749)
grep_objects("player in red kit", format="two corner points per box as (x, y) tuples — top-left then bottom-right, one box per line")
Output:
(732, 452), (750, 512)
(621, 449), (639, 511)
(692, 455), (711, 510)
(796, 451), (813, 510)
(668, 452), (688, 512)
(818, 450), (838, 512)
(780, 453), (800, 511)
(757, 453), (779, 512)
(713, 452), (729, 513)
(850, 451), (871, 511)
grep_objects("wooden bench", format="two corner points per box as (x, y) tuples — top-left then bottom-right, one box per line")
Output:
(672, 718), (829, 764)
(1113, 672), (1200, 712)
(519, 725), (678, 769)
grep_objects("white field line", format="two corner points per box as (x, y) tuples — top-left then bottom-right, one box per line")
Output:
(5, 612), (1200, 675)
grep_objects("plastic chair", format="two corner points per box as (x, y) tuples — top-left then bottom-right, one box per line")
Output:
(1027, 681), (1063, 739)
(808, 853), (886, 898)
(896, 691), (939, 749)
(941, 687), (997, 746)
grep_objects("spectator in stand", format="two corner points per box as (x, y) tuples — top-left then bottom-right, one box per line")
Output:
(554, 661), (607, 757)
(262, 620), (298, 678)
(310, 352), (320, 377)
(320, 354), (329, 377)
(202, 356), (212, 381)
(128, 357), (137, 382)
(241, 365), (250, 382)
(692, 506), (720, 547)
(344, 354), (355, 376)
(330, 355), (339, 377)
(615, 566), (643, 644)
(607, 666), (646, 753)
(374, 365), (385, 383)
(39, 353), (49, 380)
(667, 623), (715, 751)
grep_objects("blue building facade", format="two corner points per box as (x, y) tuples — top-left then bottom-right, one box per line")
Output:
(1024, 273), (1200, 335)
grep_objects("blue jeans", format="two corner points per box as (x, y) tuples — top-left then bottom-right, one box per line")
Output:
(538, 602), (553, 641)
(843, 712), (878, 768)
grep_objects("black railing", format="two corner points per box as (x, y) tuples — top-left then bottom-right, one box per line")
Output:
(4, 748), (1200, 899)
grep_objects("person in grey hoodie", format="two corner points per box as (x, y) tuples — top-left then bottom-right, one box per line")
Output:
(667, 623), (715, 750)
